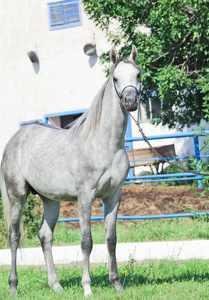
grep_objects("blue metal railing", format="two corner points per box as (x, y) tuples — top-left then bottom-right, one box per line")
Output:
(125, 131), (209, 188)
(58, 212), (209, 223)
(57, 130), (209, 223)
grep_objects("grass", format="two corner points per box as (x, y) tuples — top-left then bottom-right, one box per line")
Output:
(2, 189), (209, 298)
(1, 259), (209, 299)
(2, 216), (208, 249)
(2, 216), (209, 249)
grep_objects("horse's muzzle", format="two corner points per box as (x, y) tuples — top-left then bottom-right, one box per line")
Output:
(121, 87), (138, 111)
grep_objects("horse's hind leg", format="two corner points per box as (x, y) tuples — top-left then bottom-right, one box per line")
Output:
(38, 196), (62, 292)
(5, 181), (29, 295)
(103, 189), (125, 291)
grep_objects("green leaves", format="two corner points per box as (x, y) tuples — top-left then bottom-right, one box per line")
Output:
(83, 0), (209, 130)
(23, 195), (42, 239)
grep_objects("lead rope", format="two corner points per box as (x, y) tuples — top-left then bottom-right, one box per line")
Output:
(120, 95), (209, 178)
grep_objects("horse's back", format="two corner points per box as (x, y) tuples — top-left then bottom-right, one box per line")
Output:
(1, 123), (63, 182)
(1, 123), (79, 200)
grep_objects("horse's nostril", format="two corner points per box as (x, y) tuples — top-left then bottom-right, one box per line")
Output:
(124, 96), (137, 104)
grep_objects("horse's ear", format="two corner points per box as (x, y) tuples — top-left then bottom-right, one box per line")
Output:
(110, 46), (118, 64)
(129, 45), (138, 62)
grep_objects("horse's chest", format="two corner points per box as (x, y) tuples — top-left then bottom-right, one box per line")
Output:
(95, 149), (129, 198)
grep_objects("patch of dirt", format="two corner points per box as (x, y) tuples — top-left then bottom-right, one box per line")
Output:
(60, 184), (209, 228)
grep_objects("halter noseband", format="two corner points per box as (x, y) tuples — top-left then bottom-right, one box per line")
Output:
(113, 79), (141, 109)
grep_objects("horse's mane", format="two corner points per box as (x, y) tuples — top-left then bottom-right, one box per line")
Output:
(67, 79), (109, 139)
(67, 58), (141, 140)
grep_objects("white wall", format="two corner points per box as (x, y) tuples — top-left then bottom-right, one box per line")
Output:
(0, 0), (110, 158)
(0, 0), (207, 166)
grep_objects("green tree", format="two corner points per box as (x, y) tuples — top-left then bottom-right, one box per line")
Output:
(83, 0), (209, 130)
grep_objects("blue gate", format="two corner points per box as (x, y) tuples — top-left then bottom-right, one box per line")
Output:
(125, 131), (209, 187)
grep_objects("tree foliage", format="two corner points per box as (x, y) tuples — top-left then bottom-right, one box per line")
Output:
(83, 0), (209, 130)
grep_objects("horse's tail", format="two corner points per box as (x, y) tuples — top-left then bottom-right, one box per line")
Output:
(0, 167), (24, 240)
(0, 166), (10, 235)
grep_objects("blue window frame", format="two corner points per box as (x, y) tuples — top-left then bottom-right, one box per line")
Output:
(20, 119), (43, 127)
(47, 0), (82, 31)
(44, 109), (86, 127)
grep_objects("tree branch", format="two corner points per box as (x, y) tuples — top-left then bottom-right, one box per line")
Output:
(150, 31), (192, 64)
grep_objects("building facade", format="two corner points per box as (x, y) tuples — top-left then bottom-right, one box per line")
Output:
(0, 0), (207, 170)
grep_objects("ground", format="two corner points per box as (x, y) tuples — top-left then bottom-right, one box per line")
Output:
(60, 184), (209, 227)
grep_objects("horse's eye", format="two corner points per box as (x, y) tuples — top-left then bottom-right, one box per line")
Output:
(113, 77), (118, 82)
(137, 73), (141, 80)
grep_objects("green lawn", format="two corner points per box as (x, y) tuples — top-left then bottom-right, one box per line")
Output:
(1, 259), (209, 299)
(1, 216), (209, 249)
(2, 197), (209, 298)
(4, 216), (209, 249)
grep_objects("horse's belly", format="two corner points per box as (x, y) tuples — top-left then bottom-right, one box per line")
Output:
(25, 168), (78, 201)
(30, 183), (78, 202)
(44, 192), (77, 202)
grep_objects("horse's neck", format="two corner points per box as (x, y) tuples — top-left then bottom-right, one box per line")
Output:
(97, 80), (128, 150)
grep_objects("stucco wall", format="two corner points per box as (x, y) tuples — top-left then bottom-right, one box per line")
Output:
(0, 0), (110, 158)
(0, 0), (207, 167)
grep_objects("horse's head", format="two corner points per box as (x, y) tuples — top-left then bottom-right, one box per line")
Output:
(110, 45), (141, 112)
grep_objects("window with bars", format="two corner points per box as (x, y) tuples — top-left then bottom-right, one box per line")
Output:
(47, 0), (82, 31)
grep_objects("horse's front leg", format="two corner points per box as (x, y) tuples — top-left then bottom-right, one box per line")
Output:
(103, 189), (125, 292)
(78, 195), (93, 297)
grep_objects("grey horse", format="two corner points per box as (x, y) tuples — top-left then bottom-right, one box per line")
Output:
(1, 45), (141, 297)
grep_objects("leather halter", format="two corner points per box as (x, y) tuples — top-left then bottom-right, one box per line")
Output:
(113, 79), (141, 110)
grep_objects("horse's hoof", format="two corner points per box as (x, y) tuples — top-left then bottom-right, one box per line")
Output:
(51, 283), (63, 293)
(84, 291), (93, 298)
(55, 286), (63, 293)
(83, 283), (93, 297)
(113, 281), (125, 292)
(10, 288), (17, 296)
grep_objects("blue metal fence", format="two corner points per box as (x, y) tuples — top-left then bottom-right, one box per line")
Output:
(58, 212), (209, 223)
(125, 131), (209, 187)
(57, 130), (209, 223)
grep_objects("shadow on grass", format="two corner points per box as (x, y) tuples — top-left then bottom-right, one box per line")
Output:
(59, 263), (209, 290)
(8, 261), (209, 292)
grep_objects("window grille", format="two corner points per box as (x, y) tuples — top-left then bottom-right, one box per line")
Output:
(47, 0), (82, 31)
